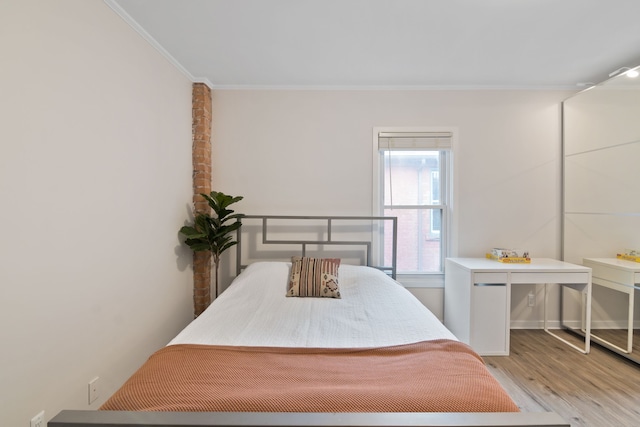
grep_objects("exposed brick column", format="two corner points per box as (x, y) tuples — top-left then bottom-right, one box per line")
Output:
(192, 83), (212, 317)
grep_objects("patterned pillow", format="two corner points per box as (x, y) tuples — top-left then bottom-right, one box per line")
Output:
(286, 256), (341, 298)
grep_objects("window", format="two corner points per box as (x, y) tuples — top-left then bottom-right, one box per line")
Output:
(374, 129), (452, 277)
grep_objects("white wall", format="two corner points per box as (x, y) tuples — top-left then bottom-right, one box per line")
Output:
(0, 1), (194, 425)
(211, 89), (574, 326)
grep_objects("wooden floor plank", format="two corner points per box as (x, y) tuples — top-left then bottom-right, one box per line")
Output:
(591, 328), (640, 361)
(484, 330), (640, 427)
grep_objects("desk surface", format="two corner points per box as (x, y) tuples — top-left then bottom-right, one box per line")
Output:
(447, 257), (590, 273)
(584, 257), (640, 273)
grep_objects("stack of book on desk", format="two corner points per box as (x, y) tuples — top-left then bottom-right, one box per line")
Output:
(486, 248), (531, 263)
(616, 249), (640, 263)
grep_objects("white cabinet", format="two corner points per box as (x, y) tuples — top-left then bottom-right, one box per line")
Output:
(471, 278), (509, 355)
(444, 261), (509, 355)
(444, 257), (592, 356)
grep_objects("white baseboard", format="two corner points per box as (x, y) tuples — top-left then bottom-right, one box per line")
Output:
(510, 319), (640, 329)
(510, 320), (555, 329)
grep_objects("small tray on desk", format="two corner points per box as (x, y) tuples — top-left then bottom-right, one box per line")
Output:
(485, 253), (531, 263)
(616, 254), (640, 263)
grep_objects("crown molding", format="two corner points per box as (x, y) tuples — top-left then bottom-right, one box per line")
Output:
(209, 84), (579, 91)
(192, 77), (215, 88)
(103, 0), (212, 89)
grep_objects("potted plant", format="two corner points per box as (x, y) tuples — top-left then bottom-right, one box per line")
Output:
(179, 191), (244, 298)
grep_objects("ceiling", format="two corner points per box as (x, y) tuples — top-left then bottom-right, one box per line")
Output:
(109, 0), (640, 89)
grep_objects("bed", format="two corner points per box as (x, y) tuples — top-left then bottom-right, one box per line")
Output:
(49, 216), (568, 427)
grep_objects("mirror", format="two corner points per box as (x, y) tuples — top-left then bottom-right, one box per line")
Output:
(562, 65), (640, 363)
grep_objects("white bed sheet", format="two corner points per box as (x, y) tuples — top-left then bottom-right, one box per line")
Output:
(169, 262), (457, 348)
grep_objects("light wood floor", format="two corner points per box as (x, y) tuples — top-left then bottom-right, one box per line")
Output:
(484, 330), (640, 427)
(591, 329), (640, 358)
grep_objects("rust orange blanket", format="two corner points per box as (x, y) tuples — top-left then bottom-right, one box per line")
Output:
(100, 339), (518, 413)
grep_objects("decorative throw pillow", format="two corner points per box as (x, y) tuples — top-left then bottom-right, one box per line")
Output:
(286, 256), (341, 298)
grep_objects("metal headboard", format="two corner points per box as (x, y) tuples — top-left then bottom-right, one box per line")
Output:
(236, 215), (397, 279)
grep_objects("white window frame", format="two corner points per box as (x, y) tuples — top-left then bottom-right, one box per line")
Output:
(430, 170), (441, 235)
(372, 127), (456, 288)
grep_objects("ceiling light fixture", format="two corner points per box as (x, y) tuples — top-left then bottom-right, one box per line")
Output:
(608, 66), (640, 78)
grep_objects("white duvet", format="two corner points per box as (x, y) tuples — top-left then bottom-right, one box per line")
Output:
(169, 262), (457, 348)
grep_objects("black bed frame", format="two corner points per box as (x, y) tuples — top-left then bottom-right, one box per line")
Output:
(48, 216), (569, 427)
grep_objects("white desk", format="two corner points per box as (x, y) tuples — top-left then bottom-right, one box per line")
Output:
(444, 258), (591, 356)
(583, 258), (640, 355)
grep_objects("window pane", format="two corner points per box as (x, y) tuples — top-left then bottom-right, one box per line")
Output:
(383, 151), (440, 206)
(384, 208), (442, 273)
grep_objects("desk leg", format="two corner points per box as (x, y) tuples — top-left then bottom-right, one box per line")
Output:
(544, 283), (548, 331)
(543, 283), (590, 354)
(627, 291), (634, 353)
(590, 282), (632, 354)
(584, 282), (591, 354)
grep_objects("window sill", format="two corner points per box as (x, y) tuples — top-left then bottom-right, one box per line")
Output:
(395, 274), (444, 288)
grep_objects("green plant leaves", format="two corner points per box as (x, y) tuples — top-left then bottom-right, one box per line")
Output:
(179, 191), (244, 257)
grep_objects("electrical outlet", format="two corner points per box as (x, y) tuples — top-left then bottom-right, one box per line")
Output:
(30, 410), (44, 427)
(88, 377), (100, 404)
(527, 292), (535, 307)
